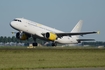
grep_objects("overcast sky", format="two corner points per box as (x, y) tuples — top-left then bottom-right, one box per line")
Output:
(0, 0), (105, 41)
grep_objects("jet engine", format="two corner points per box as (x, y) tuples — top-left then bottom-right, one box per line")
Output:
(45, 32), (58, 41)
(16, 32), (30, 40)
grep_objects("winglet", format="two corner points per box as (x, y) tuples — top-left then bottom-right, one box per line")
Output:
(97, 31), (100, 34)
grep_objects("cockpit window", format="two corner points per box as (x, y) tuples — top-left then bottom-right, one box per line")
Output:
(13, 19), (21, 22)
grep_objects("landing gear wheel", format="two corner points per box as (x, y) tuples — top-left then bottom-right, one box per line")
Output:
(33, 43), (38, 46)
(32, 37), (38, 46)
(52, 42), (57, 46)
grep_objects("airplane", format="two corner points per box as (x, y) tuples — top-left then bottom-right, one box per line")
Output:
(10, 18), (99, 46)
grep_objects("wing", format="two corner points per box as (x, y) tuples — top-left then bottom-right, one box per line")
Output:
(55, 31), (98, 37)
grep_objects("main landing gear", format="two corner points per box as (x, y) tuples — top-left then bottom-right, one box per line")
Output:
(51, 42), (57, 46)
(32, 42), (38, 46)
(32, 37), (57, 46)
(32, 38), (38, 46)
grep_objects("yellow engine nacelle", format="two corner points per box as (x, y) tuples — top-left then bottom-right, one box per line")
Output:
(16, 32), (28, 40)
(45, 32), (58, 41)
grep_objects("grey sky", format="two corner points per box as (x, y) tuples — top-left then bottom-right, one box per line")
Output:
(0, 0), (105, 41)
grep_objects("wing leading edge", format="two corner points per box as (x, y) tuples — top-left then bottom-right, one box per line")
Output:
(55, 31), (98, 37)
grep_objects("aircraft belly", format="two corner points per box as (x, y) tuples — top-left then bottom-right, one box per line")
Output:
(56, 37), (78, 44)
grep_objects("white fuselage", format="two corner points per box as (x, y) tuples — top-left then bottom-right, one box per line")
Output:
(10, 18), (78, 44)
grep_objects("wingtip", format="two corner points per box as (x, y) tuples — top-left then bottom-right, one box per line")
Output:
(97, 31), (100, 34)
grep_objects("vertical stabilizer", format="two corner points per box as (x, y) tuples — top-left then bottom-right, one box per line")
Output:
(71, 20), (83, 33)
(71, 20), (83, 39)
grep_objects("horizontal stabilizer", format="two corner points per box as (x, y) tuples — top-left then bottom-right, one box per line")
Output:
(77, 39), (95, 43)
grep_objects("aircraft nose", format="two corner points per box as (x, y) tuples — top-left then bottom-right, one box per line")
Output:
(10, 22), (14, 28)
(10, 21), (17, 29)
